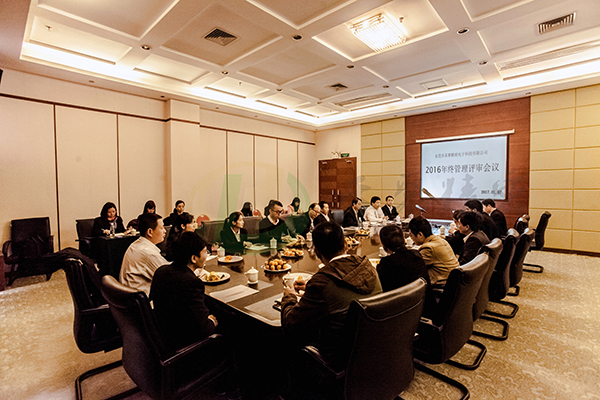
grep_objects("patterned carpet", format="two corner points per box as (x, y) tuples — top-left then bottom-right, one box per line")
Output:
(1, 251), (599, 400)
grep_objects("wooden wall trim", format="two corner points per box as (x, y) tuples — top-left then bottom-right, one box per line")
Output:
(405, 97), (530, 225)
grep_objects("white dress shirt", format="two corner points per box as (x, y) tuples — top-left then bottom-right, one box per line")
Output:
(364, 205), (385, 223)
(119, 236), (168, 296)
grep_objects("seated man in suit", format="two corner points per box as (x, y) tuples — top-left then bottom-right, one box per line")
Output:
(408, 216), (459, 286)
(445, 210), (466, 256)
(342, 197), (364, 227)
(456, 211), (490, 265)
(364, 196), (388, 223)
(297, 203), (326, 236)
(464, 199), (500, 240)
(150, 232), (218, 351)
(482, 198), (508, 237)
(259, 200), (301, 242)
(120, 213), (167, 295)
(281, 222), (382, 364)
(381, 195), (399, 220)
(377, 225), (429, 292)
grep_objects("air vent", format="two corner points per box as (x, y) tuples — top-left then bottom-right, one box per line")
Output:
(496, 39), (600, 71)
(327, 83), (349, 91)
(204, 28), (238, 46)
(335, 93), (392, 107)
(421, 79), (448, 90)
(538, 13), (575, 35)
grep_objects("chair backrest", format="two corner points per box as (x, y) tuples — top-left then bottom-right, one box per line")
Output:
(331, 209), (344, 226)
(76, 218), (95, 241)
(343, 278), (427, 400)
(60, 248), (121, 354)
(489, 229), (519, 300)
(509, 228), (534, 287)
(243, 216), (261, 236)
(100, 275), (172, 400)
(473, 238), (503, 320)
(197, 220), (225, 243)
(196, 214), (210, 224)
(10, 217), (53, 258)
(513, 215), (529, 235)
(252, 209), (262, 217)
(532, 211), (551, 250)
(433, 253), (489, 361)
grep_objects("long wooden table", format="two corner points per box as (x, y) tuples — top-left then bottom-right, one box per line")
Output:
(202, 225), (386, 327)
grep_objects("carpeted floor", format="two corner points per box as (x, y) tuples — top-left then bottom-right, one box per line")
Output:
(1, 251), (599, 399)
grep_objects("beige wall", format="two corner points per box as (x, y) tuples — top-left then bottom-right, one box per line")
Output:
(360, 118), (406, 217)
(1, 70), (316, 249)
(530, 85), (600, 252)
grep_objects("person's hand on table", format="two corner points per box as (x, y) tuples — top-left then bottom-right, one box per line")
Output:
(243, 241), (253, 248)
(102, 229), (110, 236)
(295, 234), (305, 241)
(293, 277), (307, 292)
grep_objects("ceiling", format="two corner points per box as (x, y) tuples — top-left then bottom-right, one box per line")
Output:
(2, 0), (600, 130)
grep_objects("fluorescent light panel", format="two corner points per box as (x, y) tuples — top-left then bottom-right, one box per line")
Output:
(350, 14), (406, 52)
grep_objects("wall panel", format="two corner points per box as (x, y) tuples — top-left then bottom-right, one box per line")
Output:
(255, 136), (278, 214)
(227, 132), (254, 214)
(55, 106), (118, 248)
(169, 121), (202, 219)
(278, 140), (298, 207)
(118, 116), (168, 221)
(198, 128), (227, 219)
(298, 143), (317, 210)
(0, 98), (58, 247)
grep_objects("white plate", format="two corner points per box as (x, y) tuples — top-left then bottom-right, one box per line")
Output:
(200, 272), (231, 285)
(285, 272), (312, 284)
(217, 255), (243, 263)
(262, 263), (292, 273)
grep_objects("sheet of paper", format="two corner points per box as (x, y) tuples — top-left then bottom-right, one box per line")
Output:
(209, 285), (258, 303)
(247, 244), (269, 251)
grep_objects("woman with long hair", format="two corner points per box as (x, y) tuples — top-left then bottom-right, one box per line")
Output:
(92, 202), (126, 236)
(285, 197), (301, 215)
(220, 211), (249, 251)
(164, 200), (185, 226)
(166, 213), (196, 261)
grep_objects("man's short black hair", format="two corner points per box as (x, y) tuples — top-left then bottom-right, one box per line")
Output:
(464, 199), (483, 213)
(380, 225), (405, 252)
(452, 210), (463, 222)
(351, 197), (362, 206)
(312, 221), (345, 260)
(385, 195), (394, 201)
(370, 196), (381, 205)
(308, 202), (318, 212)
(408, 216), (432, 238)
(138, 213), (161, 238)
(172, 232), (209, 266)
(459, 211), (481, 232)
(269, 200), (283, 210)
(482, 199), (496, 208)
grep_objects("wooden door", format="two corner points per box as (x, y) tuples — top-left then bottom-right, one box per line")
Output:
(319, 157), (357, 210)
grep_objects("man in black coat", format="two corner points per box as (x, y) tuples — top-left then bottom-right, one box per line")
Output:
(482, 198), (508, 237)
(464, 199), (500, 240)
(381, 195), (399, 220)
(342, 197), (365, 227)
(150, 232), (217, 351)
(456, 211), (490, 265)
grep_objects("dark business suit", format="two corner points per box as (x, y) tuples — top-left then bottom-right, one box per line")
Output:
(382, 204), (399, 220)
(220, 226), (248, 250)
(259, 217), (294, 242)
(445, 232), (465, 256)
(342, 207), (364, 227)
(490, 209), (508, 237)
(458, 231), (490, 265)
(150, 264), (215, 351)
(377, 248), (429, 292)
(298, 214), (327, 236)
(480, 212), (500, 240)
(91, 216), (125, 237)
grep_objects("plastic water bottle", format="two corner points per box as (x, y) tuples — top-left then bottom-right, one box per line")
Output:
(306, 232), (312, 241)
(439, 225), (446, 237)
(109, 225), (115, 238)
(270, 237), (277, 249)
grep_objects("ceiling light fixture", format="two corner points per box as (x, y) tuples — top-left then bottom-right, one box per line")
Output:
(140, 44), (151, 51)
(350, 14), (407, 52)
(457, 27), (469, 35)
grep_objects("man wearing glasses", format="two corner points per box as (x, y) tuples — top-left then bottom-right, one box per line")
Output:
(259, 199), (303, 243)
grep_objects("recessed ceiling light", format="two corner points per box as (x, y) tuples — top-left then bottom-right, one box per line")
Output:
(383, 85), (389, 88)
(457, 27), (469, 35)
(160, 95), (165, 98)
(347, 65), (354, 69)
(45, 25), (53, 31)
(478, 61), (488, 66)
(276, 88), (282, 92)
(293, 35), (302, 40)
(141, 44), (151, 51)
(221, 71), (229, 75)
(88, 80), (94, 83)
(525, 92), (532, 95)
(452, 105), (457, 107)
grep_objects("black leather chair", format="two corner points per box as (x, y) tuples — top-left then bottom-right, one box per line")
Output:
(100, 275), (233, 400)
(513, 214), (529, 235)
(60, 248), (138, 400)
(523, 211), (551, 273)
(331, 209), (344, 226)
(414, 253), (489, 377)
(76, 218), (95, 259)
(472, 239), (509, 341)
(2, 217), (55, 285)
(303, 278), (427, 400)
(507, 228), (534, 297)
(485, 229), (520, 319)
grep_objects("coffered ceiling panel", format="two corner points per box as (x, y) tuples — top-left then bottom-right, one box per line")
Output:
(135, 55), (207, 83)
(248, 0), (351, 27)
(366, 40), (469, 82)
(30, 17), (130, 63)
(392, 64), (484, 97)
(292, 70), (374, 100)
(38, 0), (177, 38)
(259, 93), (308, 108)
(240, 47), (335, 85)
(461, 0), (530, 20)
(163, 2), (279, 67)
(206, 77), (267, 98)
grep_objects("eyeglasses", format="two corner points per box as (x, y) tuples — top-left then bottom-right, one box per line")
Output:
(272, 209), (283, 214)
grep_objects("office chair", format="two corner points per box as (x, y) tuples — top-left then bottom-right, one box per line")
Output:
(523, 211), (551, 273)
